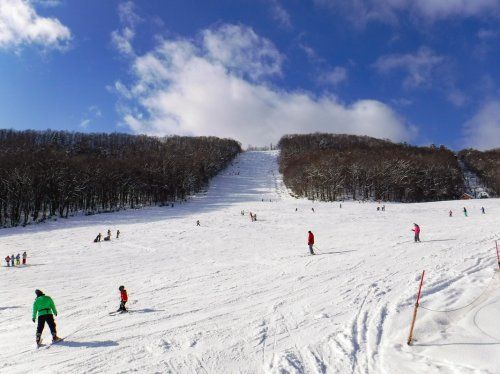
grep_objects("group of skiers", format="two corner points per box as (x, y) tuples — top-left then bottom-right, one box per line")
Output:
(32, 285), (128, 347)
(4, 252), (27, 267)
(448, 207), (486, 217)
(94, 229), (120, 243)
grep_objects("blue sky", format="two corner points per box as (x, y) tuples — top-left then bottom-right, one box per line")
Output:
(1, 0), (500, 149)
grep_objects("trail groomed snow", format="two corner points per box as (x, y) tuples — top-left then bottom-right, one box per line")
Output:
(1, 151), (499, 373)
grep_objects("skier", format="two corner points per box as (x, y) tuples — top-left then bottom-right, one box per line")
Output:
(107, 229), (112, 238)
(307, 231), (315, 255)
(22, 251), (27, 265)
(340, 203), (342, 208)
(32, 289), (61, 347)
(463, 207), (468, 217)
(196, 220), (200, 226)
(5, 255), (10, 267)
(382, 205), (385, 211)
(449, 210), (452, 217)
(11, 254), (15, 267)
(254, 214), (257, 221)
(311, 207), (315, 213)
(295, 208), (298, 212)
(116, 230), (120, 239)
(481, 207), (485, 214)
(94, 233), (102, 243)
(118, 286), (128, 312)
(412, 223), (421, 242)
(16, 253), (21, 265)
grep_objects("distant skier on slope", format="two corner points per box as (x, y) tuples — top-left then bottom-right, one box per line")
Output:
(412, 223), (421, 242)
(196, 220), (200, 226)
(116, 230), (120, 239)
(94, 233), (102, 242)
(308, 231), (315, 255)
(118, 286), (128, 312)
(22, 251), (27, 265)
(449, 210), (452, 217)
(463, 207), (468, 217)
(32, 289), (61, 347)
(481, 207), (485, 214)
(15, 253), (20, 265)
(5, 255), (11, 267)
(10, 254), (15, 267)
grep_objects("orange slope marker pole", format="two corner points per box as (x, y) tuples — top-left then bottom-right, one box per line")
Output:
(407, 270), (425, 346)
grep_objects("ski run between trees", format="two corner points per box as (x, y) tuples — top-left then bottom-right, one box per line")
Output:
(1, 151), (499, 373)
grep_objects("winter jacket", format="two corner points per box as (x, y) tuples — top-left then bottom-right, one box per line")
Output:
(5, 256), (10, 262)
(120, 290), (128, 302)
(308, 232), (314, 245)
(33, 295), (57, 320)
(22, 252), (27, 259)
(412, 226), (420, 234)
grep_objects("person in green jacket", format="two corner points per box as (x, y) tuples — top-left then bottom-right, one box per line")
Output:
(32, 289), (61, 346)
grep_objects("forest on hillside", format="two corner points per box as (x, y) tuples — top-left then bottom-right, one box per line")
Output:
(459, 149), (500, 195)
(0, 130), (241, 227)
(278, 133), (464, 202)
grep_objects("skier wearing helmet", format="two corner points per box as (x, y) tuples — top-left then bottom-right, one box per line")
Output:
(118, 286), (128, 312)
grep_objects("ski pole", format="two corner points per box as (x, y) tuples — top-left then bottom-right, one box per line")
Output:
(407, 270), (425, 346)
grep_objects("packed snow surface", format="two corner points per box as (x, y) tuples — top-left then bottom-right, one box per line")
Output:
(1, 151), (499, 374)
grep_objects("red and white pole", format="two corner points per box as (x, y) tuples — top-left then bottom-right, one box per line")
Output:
(407, 270), (425, 346)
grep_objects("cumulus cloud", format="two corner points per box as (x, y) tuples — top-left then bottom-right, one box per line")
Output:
(114, 23), (415, 146)
(373, 47), (443, 89)
(463, 101), (500, 150)
(315, 0), (500, 26)
(0, 0), (71, 50)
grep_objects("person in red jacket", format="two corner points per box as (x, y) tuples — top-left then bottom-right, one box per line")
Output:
(307, 231), (315, 255)
(412, 223), (421, 242)
(118, 286), (128, 312)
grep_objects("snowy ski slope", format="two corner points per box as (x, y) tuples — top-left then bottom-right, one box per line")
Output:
(1, 150), (499, 374)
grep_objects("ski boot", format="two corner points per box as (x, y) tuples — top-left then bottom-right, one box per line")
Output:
(52, 334), (62, 343)
(36, 334), (43, 348)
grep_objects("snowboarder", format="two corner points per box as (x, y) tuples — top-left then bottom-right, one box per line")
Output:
(412, 223), (421, 242)
(449, 210), (452, 217)
(116, 230), (120, 239)
(15, 253), (20, 265)
(10, 254), (15, 267)
(463, 207), (468, 217)
(5, 255), (10, 267)
(308, 231), (315, 255)
(196, 220), (200, 226)
(32, 289), (61, 347)
(118, 285), (128, 312)
(94, 233), (102, 242)
(22, 251), (27, 265)
(481, 207), (485, 214)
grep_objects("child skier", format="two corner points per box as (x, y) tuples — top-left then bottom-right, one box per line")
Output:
(412, 224), (421, 242)
(32, 289), (61, 347)
(5, 255), (10, 267)
(15, 253), (21, 265)
(22, 252), (27, 265)
(11, 254), (15, 267)
(118, 286), (128, 312)
(308, 231), (315, 255)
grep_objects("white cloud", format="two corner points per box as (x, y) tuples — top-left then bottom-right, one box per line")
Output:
(320, 66), (348, 86)
(447, 89), (467, 107)
(373, 47), (443, 89)
(0, 0), (71, 50)
(114, 24), (415, 146)
(111, 1), (141, 56)
(268, 0), (292, 29)
(202, 24), (283, 81)
(463, 101), (500, 150)
(315, 0), (500, 26)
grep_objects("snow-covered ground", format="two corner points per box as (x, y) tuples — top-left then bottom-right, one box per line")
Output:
(1, 151), (499, 374)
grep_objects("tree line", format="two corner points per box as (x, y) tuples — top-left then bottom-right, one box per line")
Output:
(278, 133), (464, 202)
(459, 148), (500, 195)
(0, 130), (241, 227)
